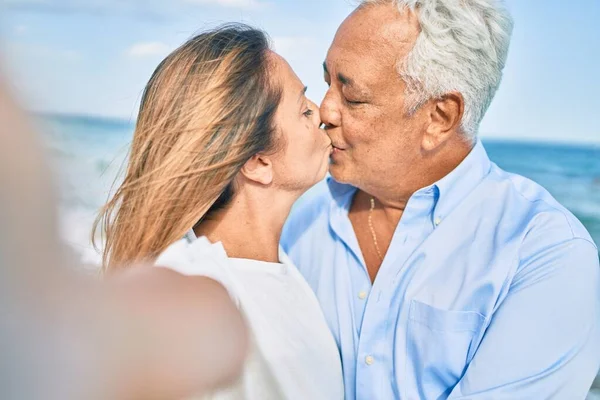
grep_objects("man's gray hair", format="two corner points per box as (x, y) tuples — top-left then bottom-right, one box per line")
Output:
(361, 0), (513, 140)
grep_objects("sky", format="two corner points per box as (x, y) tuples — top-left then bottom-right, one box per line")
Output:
(1, 0), (599, 144)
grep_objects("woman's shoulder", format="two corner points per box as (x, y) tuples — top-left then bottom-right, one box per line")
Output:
(277, 247), (295, 268)
(155, 237), (238, 303)
(156, 237), (221, 272)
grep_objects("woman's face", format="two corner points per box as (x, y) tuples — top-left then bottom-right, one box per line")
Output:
(269, 52), (332, 193)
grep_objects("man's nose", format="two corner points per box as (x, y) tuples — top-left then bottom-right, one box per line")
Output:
(320, 90), (341, 128)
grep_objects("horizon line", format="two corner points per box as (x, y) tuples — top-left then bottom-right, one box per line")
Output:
(34, 111), (600, 147)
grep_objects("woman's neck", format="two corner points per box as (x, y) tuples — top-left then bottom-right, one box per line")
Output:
(194, 188), (296, 263)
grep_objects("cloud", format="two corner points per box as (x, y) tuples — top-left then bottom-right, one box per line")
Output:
(272, 36), (317, 56)
(127, 42), (171, 58)
(14, 25), (29, 34)
(182, 0), (266, 9)
(6, 42), (81, 61)
(2, 0), (170, 21)
(2, 0), (267, 19)
(4, 0), (108, 14)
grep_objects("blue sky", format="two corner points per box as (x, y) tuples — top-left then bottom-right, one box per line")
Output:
(1, 0), (599, 143)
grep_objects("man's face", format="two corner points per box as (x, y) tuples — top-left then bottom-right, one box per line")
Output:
(321, 3), (426, 191)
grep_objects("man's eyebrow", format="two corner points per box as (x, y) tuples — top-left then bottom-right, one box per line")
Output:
(337, 73), (354, 87)
(322, 62), (356, 88)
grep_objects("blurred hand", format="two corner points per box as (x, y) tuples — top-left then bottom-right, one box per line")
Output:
(0, 71), (248, 400)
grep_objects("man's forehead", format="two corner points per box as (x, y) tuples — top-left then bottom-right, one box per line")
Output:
(324, 36), (404, 89)
(327, 3), (419, 68)
(324, 47), (385, 88)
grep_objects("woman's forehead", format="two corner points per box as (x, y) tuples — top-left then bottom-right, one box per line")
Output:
(268, 51), (305, 99)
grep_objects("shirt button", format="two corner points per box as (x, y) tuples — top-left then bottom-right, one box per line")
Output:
(358, 291), (368, 300)
(434, 217), (442, 226)
(365, 355), (375, 365)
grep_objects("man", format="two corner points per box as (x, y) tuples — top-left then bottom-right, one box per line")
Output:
(282, 0), (600, 398)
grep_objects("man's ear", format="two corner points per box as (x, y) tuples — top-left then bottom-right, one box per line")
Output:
(422, 92), (464, 151)
(240, 154), (273, 185)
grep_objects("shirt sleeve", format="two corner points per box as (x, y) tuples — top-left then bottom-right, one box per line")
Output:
(448, 238), (600, 399)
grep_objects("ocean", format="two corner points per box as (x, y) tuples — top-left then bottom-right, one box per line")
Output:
(39, 113), (600, 263)
(38, 113), (600, 397)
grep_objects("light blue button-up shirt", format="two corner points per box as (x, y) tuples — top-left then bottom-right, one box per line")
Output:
(282, 141), (600, 399)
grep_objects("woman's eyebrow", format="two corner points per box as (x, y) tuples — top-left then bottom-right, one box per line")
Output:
(298, 86), (308, 104)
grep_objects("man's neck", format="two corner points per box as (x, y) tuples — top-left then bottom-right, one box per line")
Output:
(347, 137), (474, 282)
(195, 188), (296, 263)
(358, 138), (474, 210)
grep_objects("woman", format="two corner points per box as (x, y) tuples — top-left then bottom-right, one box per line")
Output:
(94, 24), (343, 399)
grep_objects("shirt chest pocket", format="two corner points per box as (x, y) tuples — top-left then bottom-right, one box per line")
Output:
(404, 300), (485, 400)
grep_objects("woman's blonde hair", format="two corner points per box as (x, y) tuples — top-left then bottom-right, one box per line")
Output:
(93, 24), (282, 272)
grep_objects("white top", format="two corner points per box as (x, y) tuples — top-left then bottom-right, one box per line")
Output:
(155, 235), (344, 400)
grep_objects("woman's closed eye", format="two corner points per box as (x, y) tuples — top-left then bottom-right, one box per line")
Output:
(303, 108), (314, 117)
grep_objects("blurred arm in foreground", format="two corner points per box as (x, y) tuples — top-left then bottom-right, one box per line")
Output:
(0, 74), (248, 400)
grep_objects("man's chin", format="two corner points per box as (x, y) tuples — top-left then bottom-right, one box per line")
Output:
(328, 163), (354, 185)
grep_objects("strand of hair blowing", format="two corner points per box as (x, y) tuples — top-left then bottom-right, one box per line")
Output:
(93, 26), (280, 272)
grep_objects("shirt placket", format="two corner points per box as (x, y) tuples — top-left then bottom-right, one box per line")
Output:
(355, 191), (436, 399)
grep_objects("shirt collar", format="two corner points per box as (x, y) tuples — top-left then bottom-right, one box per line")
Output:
(326, 140), (492, 224)
(429, 140), (491, 225)
(327, 176), (356, 210)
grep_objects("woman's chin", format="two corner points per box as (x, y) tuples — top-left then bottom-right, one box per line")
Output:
(318, 159), (332, 181)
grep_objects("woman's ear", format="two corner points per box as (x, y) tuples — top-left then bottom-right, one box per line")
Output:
(240, 154), (273, 185)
